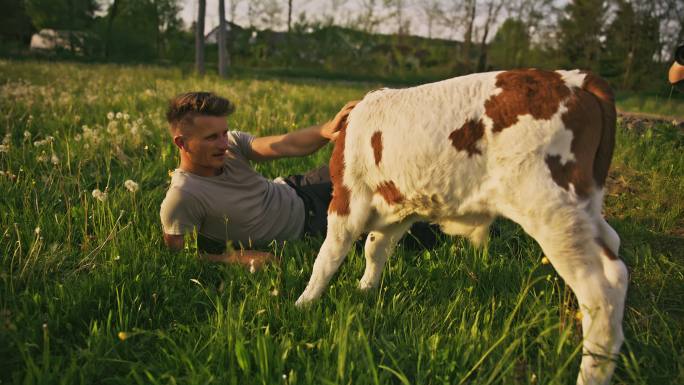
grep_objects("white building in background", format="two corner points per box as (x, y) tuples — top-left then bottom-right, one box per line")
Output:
(204, 21), (244, 44)
(30, 29), (86, 52)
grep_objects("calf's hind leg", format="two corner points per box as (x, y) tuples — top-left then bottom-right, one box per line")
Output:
(358, 221), (413, 290)
(509, 206), (628, 385)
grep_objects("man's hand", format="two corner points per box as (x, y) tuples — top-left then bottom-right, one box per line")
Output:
(321, 100), (360, 142)
(201, 250), (277, 271)
(164, 232), (275, 271)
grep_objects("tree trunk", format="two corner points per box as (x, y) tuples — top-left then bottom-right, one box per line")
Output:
(195, 0), (206, 76)
(287, 0), (293, 33)
(104, 0), (119, 59)
(218, 0), (228, 78)
(462, 0), (477, 72)
(477, 0), (503, 72)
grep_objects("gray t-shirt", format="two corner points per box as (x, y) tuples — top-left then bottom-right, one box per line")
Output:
(160, 131), (305, 247)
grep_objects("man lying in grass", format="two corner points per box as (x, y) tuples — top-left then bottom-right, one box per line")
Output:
(160, 92), (435, 269)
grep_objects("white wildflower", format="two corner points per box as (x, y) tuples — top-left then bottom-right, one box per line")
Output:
(124, 179), (139, 193)
(92, 189), (108, 202)
(107, 111), (114, 120)
(116, 112), (123, 120)
(0, 144), (8, 153)
(51, 153), (60, 165)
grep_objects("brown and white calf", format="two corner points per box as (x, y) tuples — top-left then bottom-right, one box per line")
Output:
(296, 69), (628, 385)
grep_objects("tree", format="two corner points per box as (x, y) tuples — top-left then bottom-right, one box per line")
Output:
(102, 0), (181, 60)
(419, 0), (443, 39)
(603, 0), (659, 89)
(25, 0), (97, 31)
(558, 0), (609, 71)
(104, 0), (120, 58)
(488, 18), (531, 68)
(196, 0), (206, 75)
(476, 0), (504, 71)
(462, 0), (477, 71)
(355, 0), (380, 33)
(218, 0), (228, 78)
(0, 0), (35, 44)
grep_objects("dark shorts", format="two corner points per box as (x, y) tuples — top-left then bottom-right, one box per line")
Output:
(284, 165), (333, 237)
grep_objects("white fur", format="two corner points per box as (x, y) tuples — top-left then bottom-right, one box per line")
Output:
(296, 70), (628, 385)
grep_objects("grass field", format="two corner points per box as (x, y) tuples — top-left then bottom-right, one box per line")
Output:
(1, 60), (683, 385)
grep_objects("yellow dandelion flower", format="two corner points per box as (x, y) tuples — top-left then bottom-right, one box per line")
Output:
(575, 311), (583, 321)
(541, 256), (550, 265)
(118, 331), (128, 341)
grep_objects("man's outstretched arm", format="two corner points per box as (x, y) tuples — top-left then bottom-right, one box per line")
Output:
(248, 100), (358, 161)
(163, 233), (275, 270)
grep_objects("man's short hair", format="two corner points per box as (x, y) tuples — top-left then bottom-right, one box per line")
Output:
(166, 92), (235, 133)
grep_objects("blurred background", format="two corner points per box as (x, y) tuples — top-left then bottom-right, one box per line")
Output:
(1, 0), (682, 93)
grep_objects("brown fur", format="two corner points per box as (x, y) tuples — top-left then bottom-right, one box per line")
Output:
(544, 72), (615, 198)
(449, 119), (485, 156)
(371, 131), (383, 165)
(581, 72), (616, 187)
(485, 69), (571, 132)
(328, 123), (351, 215)
(545, 87), (603, 198)
(375, 181), (404, 204)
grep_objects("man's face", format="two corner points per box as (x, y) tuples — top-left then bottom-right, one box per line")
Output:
(175, 115), (229, 175)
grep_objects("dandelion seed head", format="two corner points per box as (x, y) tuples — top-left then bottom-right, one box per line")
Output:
(124, 179), (139, 193)
(107, 112), (114, 120)
(115, 112), (123, 120)
(24, 130), (31, 138)
(2, 133), (10, 145)
(123, 113), (130, 121)
(0, 144), (8, 153)
(92, 189), (108, 202)
(51, 153), (59, 165)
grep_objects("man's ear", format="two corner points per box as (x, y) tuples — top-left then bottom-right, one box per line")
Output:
(173, 135), (186, 150)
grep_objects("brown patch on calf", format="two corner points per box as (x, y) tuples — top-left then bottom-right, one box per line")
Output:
(375, 181), (404, 205)
(581, 72), (616, 187)
(545, 87), (602, 198)
(596, 238), (619, 260)
(449, 118), (485, 156)
(485, 69), (571, 132)
(328, 121), (351, 215)
(371, 131), (383, 165)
